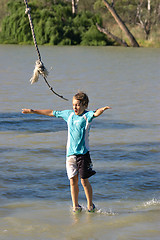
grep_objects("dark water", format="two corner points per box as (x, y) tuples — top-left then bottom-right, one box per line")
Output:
(0, 45), (160, 239)
(0, 112), (159, 202)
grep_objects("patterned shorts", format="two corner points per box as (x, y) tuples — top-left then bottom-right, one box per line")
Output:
(66, 152), (96, 179)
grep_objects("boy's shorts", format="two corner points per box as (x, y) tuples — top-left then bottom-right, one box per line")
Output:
(66, 151), (96, 179)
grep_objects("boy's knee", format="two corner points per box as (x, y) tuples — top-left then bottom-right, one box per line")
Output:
(70, 175), (78, 186)
(81, 178), (89, 187)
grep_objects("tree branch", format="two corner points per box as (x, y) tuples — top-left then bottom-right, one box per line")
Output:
(103, 0), (139, 47)
(96, 23), (128, 47)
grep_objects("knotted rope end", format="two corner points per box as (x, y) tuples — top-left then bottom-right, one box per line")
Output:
(30, 60), (49, 84)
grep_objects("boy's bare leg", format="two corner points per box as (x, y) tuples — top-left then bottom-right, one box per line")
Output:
(70, 174), (79, 210)
(81, 178), (93, 210)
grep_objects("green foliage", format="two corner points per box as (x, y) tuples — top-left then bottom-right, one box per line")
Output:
(81, 25), (107, 46)
(73, 11), (107, 45)
(0, 1), (31, 44)
(0, 0), (109, 46)
(1, 0), (159, 46)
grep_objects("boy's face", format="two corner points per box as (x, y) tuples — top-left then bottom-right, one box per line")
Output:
(72, 97), (86, 115)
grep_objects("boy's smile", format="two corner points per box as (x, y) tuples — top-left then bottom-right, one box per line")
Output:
(72, 98), (86, 115)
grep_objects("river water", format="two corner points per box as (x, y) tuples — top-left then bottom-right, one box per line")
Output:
(0, 45), (160, 240)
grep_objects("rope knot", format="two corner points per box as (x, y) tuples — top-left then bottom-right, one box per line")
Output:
(25, 7), (31, 14)
(30, 60), (48, 84)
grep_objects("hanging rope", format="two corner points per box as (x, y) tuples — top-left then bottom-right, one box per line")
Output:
(24, 0), (68, 101)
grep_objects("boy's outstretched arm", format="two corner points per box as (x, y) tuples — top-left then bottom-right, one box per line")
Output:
(22, 109), (54, 117)
(94, 106), (111, 117)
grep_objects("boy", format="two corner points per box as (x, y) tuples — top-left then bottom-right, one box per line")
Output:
(22, 92), (111, 212)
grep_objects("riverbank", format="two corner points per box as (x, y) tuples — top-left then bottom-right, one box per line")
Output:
(0, 25), (159, 48)
(0, 1), (159, 48)
(109, 25), (160, 48)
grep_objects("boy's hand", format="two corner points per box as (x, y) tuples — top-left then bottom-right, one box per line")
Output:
(94, 106), (111, 117)
(103, 106), (112, 111)
(22, 109), (53, 116)
(22, 109), (33, 114)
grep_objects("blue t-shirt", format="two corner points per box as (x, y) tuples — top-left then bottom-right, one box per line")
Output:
(53, 110), (95, 157)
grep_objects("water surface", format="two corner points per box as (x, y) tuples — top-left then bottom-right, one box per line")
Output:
(0, 45), (160, 240)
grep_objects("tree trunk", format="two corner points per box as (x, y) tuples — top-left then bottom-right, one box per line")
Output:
(96, 23), (129, 47)
(72, 0), (79, 15)
(148, 0), (151, 11)
(103, 0), (139, 47)
(136, 0), (151, 40)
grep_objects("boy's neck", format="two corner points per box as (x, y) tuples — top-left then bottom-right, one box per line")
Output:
(78, 110), (86, 116)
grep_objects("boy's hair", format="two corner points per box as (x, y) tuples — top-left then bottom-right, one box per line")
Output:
(73, 92), (89, 108)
